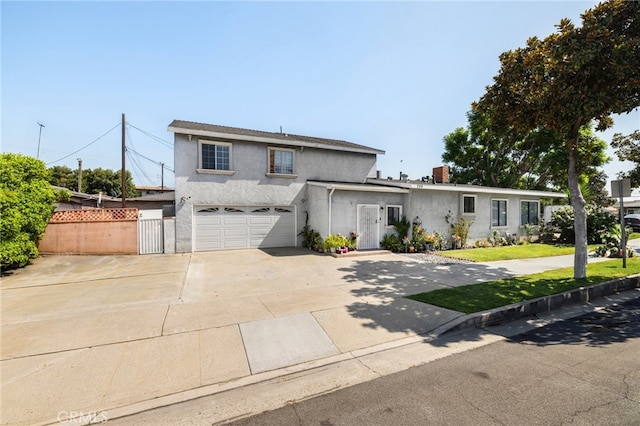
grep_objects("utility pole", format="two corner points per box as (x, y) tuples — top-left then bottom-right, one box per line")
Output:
(160, 162), (165, 192)
(37, 122), (45, 159)
(121, 113), (126, 207)
(77, 158), (83, 193)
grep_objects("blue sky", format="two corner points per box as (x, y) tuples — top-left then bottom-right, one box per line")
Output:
(2, 1), (639, 191)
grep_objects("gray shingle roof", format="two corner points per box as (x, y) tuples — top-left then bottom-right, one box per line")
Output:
(168, 120), (384, 155)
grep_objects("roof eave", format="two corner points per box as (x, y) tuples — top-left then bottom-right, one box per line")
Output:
(307, 181), (409, 193)
(167, 125), (385, 156)
(366, 179), (567, 198)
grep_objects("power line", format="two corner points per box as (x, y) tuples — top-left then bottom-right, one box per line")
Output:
(47, 123), (120, 165)
(128, 123), (173, 149)
(126, 146), (174, 173)
(126, 149), (154, 186)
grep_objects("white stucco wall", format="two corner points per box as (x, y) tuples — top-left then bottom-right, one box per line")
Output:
(173, 134), (378, 252)
(306, 184), (329, 237)
(329, 191), (404, 237)
(408, 189), (543, 245)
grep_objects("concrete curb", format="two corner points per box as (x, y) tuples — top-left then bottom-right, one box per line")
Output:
(433, 274), (640, 335)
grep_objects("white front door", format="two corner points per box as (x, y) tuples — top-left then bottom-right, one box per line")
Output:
(357, 204), (380, 250)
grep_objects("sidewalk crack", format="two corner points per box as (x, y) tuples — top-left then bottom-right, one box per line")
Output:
(160, 305), (170, 336)
(177, 254), (192, 303)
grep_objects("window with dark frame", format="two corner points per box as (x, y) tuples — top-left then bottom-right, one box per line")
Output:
(491, 199), (507, 227)
(201, 143), (230, 171)
(463, 195), (476, 214)
(386, 205), (401, 226)
(521, 201), (539, 226)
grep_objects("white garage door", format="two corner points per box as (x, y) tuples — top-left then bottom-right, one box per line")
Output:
(195, 206), (295, 251)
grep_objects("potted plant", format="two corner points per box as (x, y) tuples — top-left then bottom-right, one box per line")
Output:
(402, 235), (411, 253)
(324, 233), (349, 253)
(348, 231), (359, 251)
(423, 234), (437, 251)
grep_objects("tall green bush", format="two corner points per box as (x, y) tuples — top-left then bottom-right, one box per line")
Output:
(1, 154), (56, 269)
(549, 205), (617, 244)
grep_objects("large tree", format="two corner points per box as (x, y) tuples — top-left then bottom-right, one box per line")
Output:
(442, 111), (610, 197)
(475, 0), (640, 278)
(47, 166), (139, 198)
(611, 130), (640, 185)
(1, 154), (56, 269)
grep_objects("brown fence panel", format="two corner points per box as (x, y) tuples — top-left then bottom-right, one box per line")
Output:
(39, 208), (139, 255)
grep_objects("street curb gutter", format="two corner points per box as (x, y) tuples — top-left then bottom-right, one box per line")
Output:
(435, 274), (640, 335)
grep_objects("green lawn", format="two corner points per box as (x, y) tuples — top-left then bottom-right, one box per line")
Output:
(437, 243), (596, 262)
(407, 258), (640, 314)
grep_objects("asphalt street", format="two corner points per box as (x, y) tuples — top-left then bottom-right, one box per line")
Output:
(230, 297), (640, 426)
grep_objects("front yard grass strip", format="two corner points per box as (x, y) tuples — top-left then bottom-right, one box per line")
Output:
(436, 243), (596, 262)
(406, 258), (640, 314)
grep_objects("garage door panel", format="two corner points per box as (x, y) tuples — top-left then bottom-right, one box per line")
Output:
(195, 206), (294, 251)
(222, 228), (248, 238)
(249, 216), (273, 225)
(198, 228), (222, 237)
(197, 217), (222, 226)
(224, 239), (251, 249)
(223, 216), (250, 225)
(249, 228), (271, 238)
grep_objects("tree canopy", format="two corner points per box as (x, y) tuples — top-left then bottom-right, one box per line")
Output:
(611, 130), (640, 185)
(48, 165), (139, 198)
(442, 111), (611, 204)
(1, 153), (56, 269)
(474, 0), (640, 278)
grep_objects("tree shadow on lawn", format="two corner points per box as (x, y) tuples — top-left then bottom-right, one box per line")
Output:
(339, 258), (516, 346)
(340, 257), (640, 348)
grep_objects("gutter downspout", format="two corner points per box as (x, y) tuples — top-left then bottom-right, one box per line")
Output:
(328, 187), (336, 235)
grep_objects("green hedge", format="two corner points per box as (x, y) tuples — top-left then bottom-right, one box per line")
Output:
(1, 153), (56, 270)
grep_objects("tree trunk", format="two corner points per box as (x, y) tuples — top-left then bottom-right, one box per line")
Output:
(567, 135), (588, 279)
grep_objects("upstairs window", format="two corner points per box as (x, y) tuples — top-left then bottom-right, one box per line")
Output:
(268, 147), (294, 175)
(199, 140), (232, 172)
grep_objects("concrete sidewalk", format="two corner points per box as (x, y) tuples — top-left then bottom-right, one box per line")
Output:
(1, 246), (637, 425)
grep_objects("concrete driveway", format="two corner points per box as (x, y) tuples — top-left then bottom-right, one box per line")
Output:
(0, 248), (554, 425)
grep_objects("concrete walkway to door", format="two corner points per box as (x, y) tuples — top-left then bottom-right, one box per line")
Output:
(0, 247), (625, 425)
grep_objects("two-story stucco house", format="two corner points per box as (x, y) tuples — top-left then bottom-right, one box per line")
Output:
(169, 120), (566, 253)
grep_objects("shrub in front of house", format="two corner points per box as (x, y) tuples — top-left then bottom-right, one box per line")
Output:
(550, 205), (618, 244)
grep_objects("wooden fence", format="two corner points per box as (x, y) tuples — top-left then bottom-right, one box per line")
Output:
(38, 208), (139, 255)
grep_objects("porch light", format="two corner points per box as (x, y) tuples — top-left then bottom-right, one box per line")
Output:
(413, 216), (422, 226)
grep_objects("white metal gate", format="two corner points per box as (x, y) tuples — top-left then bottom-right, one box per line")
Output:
(138, 209), (163, 254)
(357, 204), (380, 250)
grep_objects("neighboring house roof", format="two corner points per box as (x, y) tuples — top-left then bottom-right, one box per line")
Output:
(168, 120), (385, 156)
(136, 186), (174, 192)
(126, 191), (175, 202)
(365, 178), (567, 198)
(52, 185), (121, 203)
(53, 186), (175, 204)
(308, 181), (410, 193)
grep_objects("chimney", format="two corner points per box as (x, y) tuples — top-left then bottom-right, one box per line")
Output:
(433, 166), (449, 184)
